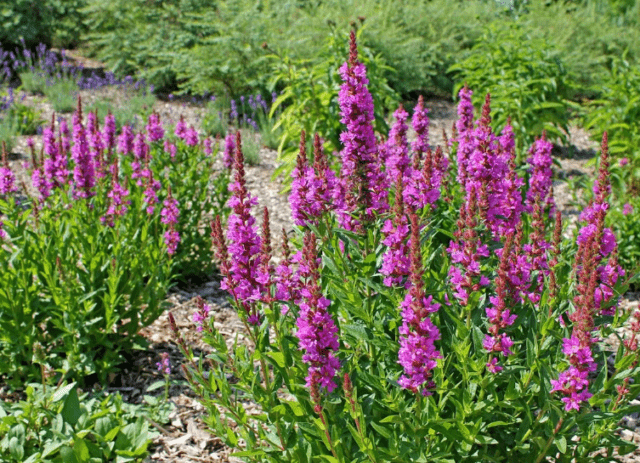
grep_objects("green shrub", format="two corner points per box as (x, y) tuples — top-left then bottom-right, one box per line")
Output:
(0, 382), (157, 462)
(449, 22), (573, 156)
(0, 0), (87, 49)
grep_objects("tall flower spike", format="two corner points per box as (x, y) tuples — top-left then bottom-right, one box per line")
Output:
(336, 30), (388, 230)
(385, 104), (410, 183)
(275, 227), (299, 310)
(225, 131), (262, 324)
(484, 232), (517, 373)
(398, 212), (441, 396)
(411, 95), (430, 159)
(290, 130), (313, 226)
(295, 232), (340, 392)
(380, 172), (410, 287)
(0, 141), (17, 195)
(71, 98), (96, 199)
(257, 206), (275, 303)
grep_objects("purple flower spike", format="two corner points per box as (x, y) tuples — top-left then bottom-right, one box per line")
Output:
(156, 352), (171, 375)
(398, 213), (441, 396)
(411, 95), (430, 159)
(295, 232), (340, 393)
(224, 131), (263, 323)
(336, 31), (388, 230)
(146, 112), (165, 142)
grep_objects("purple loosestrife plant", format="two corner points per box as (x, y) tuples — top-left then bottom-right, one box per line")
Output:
(336, 31), (388, 230)
(380, 173), (410, 287)
(289, 131), (315, 227)
(397, 213), (441, 395)
(170, 57), (639, 461)
(224, 131), (262, 324)
(0, 144), (17, 196)
(71, 98), (96, 200)
(296, 232), (340, 393)
(411, 95), (430, 158)
(384, 104), (410, 183)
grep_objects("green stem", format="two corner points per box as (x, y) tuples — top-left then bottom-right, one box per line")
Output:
(534, 417), (563, 463)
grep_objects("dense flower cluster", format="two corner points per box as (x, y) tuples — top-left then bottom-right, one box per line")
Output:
(398, 213), (441, 395)
(220, 132), (263, 324)
(295, 232), (340, 392)
(71, 98), (96, 199)
(336, 31), (388, 230)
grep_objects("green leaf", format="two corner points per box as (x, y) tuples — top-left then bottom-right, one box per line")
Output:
(556, 435), (567, 454)
(61, 387), (82, 426)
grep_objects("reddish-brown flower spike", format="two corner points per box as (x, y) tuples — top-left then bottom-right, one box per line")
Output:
(480, 94), (492, 127)
(348, 30), (358, 68)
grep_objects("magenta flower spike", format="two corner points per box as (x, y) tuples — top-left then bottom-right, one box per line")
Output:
(336, 31), (388, 230)
(71, 97), (96, 199)
(553, 133), (623, 412)
(380, 172), (410, 287)
(103, 111), (116, 152)
(275, 227), (300, 310)
(174, 116), (187, 140)
(385, 104), (410, 183)
(525, 132), (555, 214)
(295, 232), (340, 393)
(411, 95), (430, 159)
(117, 124), (135, 155)
(225, 131), (262, 323)
(185, 126), (199, 146)
(398, 213), (441, 396)
(223, 133), (235, 169)
(455, 85), (475, 187)
(290, 131), (314, 226)
(100, 163), (130, 227)
(146, 112), (165, 143)
(0, 142), (17, 195)
(161, 186), (180, 255)
(484, 232), (517, 373)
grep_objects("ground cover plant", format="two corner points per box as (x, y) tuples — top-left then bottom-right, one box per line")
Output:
(171, 33), (640, 462)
